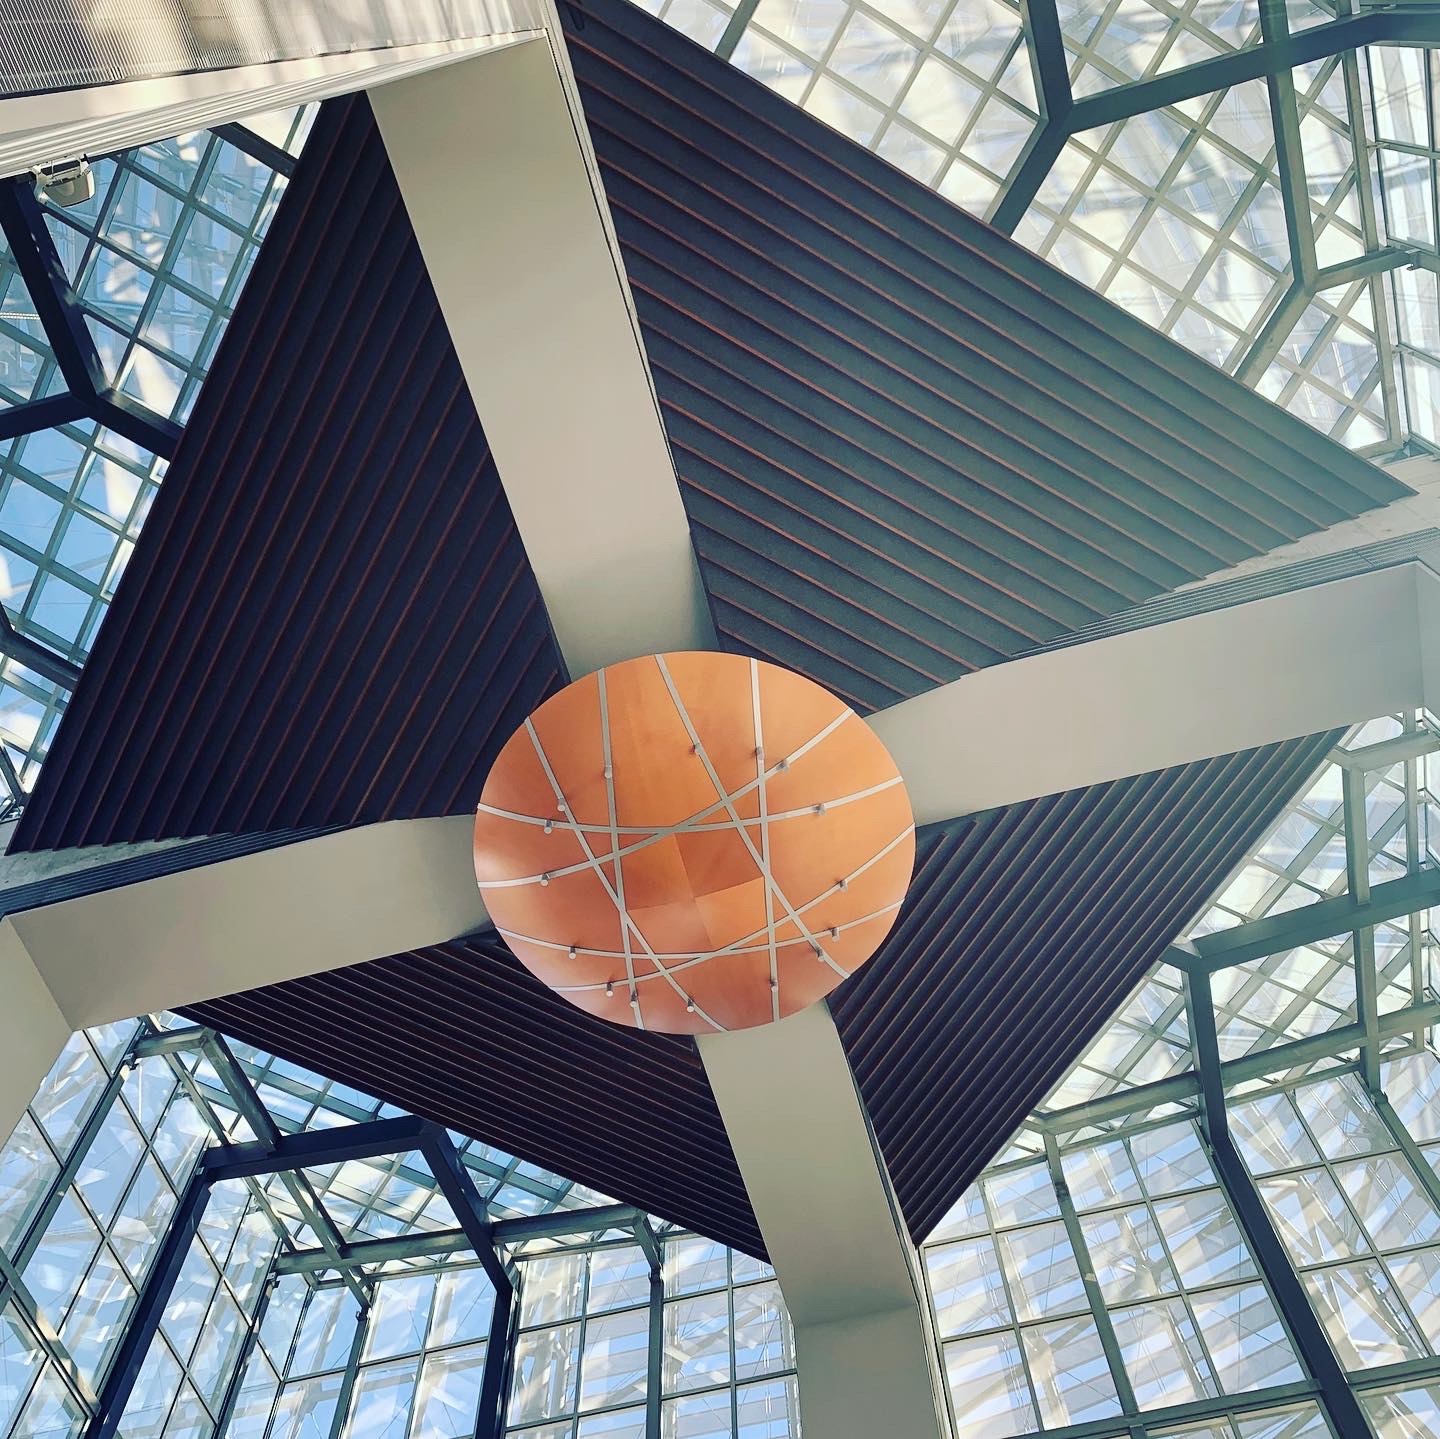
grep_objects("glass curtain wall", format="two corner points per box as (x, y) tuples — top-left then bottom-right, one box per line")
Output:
(920, 712), (1440, 1439)
(0, 110), (311, 797)
(643, 0), (1440, 457)
(0, 1016), (800, 1439)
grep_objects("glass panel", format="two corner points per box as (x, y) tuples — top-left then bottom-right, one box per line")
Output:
(579, 1307), (649, 1411)
(941, 1331), (1037, 1439)
(996, 1222), (1087, 1321)
(1019, 1315), (1121, 1427)
(412, 1343), (487, 1438)
(663, 1292), (731, 1394)
(1304, 1261), (1427, 1368)
(510, 1325), (581, 1424)
(926, 1237), (1010, 1337)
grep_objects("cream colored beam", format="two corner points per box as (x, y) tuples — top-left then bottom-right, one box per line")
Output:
(0, 37), (539, 179)
(699, 1005), (950, 1439)
(872, 564), (1427, 825)
(0, 920), (70, 1146)
(10, 817), (486, 1031)
(370, 31), (715, 678)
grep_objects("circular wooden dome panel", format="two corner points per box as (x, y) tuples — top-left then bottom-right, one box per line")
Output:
(473, 651), (916, 1033)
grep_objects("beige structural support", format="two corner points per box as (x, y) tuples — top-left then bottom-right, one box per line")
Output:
(872, 562), (1430, 824)
(370, 32), (715, 678)
(699, 1005), (951, 1439)
(0, 922), (71, 1148)
(0, 817), (487, 1140)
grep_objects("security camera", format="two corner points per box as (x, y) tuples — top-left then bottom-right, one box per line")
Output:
(32, 159), (94, 209)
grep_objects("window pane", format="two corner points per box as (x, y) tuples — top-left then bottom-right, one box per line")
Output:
(1334, 1153), (1440, 1251)
(996, 1222), (1086, 1321)
(509, 1324), (580, 1424)
(341, 1358), (415, 1439)
(1151, 1188), (1256, 1287)
(1081, 1206), (1177, 1302)
(1020, 1316), (1122, 1427)
(663, 1291), (731, 1394)
(0, 1307), (44, 1433)
(271, 1371), (345, 1439)
(521, 1255), (586, 1327)
(430, 1267), (495, 1348)
(661, 1388), (730, 1439)
(1189, 1283), (1304, 1392)
(586, 1248), (650, 1315)
(411, 1342), (487, 1438)
(1365, 1381), (1440, 1437)
(942, 1332), (1036, 1439)
(1109, 1298), (1214, 1408)
(580, 1306), (649, 1411)
(364, 1274), (436, 1361)
(925, 1237), (1009, 1337)
(736, 1376), (799, 1437)
(0, 1114), (58, 1252)
(1304, 1261), (1426, 1368)
(733, 1282), (793, 1380)
(1260, 1169), (1370, 1265)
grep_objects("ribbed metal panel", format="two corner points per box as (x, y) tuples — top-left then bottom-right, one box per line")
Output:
(181, 933), (763, 1256)
(830, 729), (1341, 1241)
(13, 99), (564, 851)
(0, 0), (541, 97)
(566, 0), (1409, 713)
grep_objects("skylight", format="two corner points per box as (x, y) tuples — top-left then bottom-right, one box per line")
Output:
(0, 112), (311, 808)
(0, 1012), (800, 1438)
(919, 711), (1440, 1439)
(652, 0), (1440, 457)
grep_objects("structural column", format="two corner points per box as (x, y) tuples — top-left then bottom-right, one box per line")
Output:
(699, 1004), (950, 1439)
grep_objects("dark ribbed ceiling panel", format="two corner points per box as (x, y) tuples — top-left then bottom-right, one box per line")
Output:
(566, 0), (1409, 713)
(181, 933), (763, 1255)
(830, 729), (1341, 1242)
(12, 99), (564, 852)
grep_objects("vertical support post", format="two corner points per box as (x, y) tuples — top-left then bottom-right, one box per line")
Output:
(1343, 765), (1382, 1091)
(1182, 968), (1229, 1146)
(1183, 965), (1370, 1438)
(1260, 0), (1317, 285)
(212, 1263), (278, 1437)
(420, 1123), (516, 1438)
(477, 1263), (517, 1439)
(1042, 1133), (1141, 1420)
(85, 1172), (213, 1439)
(635, 1218), (664, 1439)
(325, 1300), (371, 1439)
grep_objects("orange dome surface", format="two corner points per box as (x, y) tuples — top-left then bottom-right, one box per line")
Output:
(473, 651), (916, 1033)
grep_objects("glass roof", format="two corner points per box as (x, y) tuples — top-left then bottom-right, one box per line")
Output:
(920, 708), (1440, 1438)
(659, 0), (1440, 456)
(0, 1011), (799, 1438)
(0, 110), (312, 808)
